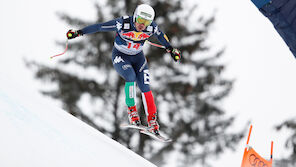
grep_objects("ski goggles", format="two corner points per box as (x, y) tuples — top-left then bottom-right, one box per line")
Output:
(135, 16), (152, 26)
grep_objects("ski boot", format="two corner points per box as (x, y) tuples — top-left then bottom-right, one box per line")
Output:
(127, 106), (141, 126)
(147, 116), (160, 135)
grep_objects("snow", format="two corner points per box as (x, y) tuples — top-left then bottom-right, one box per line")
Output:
(0, 73), (156, 167)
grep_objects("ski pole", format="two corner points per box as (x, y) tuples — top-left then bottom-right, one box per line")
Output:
(145, 40), (166, 49)
(146, 40), (181, 61)
(50, 39), (69, 59)
(51, 40), (164, 59)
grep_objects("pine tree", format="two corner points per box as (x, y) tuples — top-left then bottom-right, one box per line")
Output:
(26, 0), (244, 166)
(275, 119), (296, 166)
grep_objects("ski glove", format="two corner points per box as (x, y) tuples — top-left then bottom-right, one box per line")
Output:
(66, 29), (83, 39)
(167, 47), (181, 62)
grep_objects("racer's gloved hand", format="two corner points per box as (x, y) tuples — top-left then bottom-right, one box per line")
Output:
(66, 29), (83, 39)
(167, 47), (181, 62)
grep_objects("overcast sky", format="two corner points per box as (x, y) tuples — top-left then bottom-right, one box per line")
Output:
(1, 0), (296, 166)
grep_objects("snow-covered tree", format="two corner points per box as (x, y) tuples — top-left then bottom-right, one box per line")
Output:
(275, 119), (296, 166)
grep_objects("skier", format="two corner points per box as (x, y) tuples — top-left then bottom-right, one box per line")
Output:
(66, 4), (181, 135)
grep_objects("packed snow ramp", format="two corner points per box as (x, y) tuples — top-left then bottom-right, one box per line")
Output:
(0, 76), (156, 167)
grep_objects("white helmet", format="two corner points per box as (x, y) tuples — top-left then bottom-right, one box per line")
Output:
(133, 4), (155, 23)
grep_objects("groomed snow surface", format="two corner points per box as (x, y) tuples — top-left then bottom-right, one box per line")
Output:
(0, 75), (156, 167)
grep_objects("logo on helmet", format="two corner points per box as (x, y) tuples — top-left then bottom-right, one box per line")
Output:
(140, 12), (152, 19)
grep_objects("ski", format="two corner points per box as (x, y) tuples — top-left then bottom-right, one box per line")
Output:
(120, 123), (172, 143)
(140, 129), (172, 143)
(120, 123), (147, 130)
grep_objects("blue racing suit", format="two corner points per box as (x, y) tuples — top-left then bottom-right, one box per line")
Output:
(80, 16), (172, 92)
(79, 15), (175, 124)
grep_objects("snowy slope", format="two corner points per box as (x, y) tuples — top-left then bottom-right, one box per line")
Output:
(0, 75), (156, 167)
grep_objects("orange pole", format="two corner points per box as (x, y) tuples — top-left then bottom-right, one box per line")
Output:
(241, 125), (253, 167)
(270, 141), (274, 160)
(246, 125), (253, 145)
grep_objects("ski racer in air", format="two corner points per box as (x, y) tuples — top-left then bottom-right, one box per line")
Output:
(66, 4), (181, 135)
